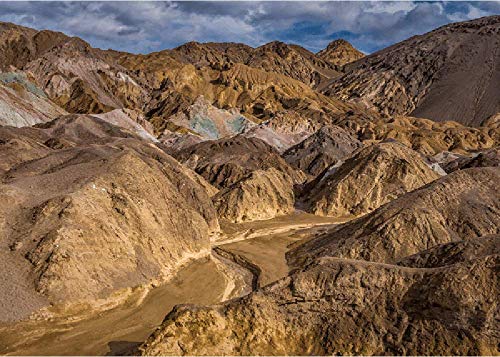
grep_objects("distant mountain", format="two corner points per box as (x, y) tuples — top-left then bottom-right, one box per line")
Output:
(324, 16), (500, 126)
(317, 39), (364, 67)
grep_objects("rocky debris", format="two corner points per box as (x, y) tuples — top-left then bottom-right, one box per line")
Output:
(325, 16), (500, 126)
(0, 115), (219, 320)
(140, 241), (499, 355)
(317, 39), (365, 67)
(212, 168), (294, 223)
(300, 141), (440, 217)
(283, 125), (362, 177)
(173, 135), (306, 189)
(443, 146), (499, 173)
(291, 167), (500, 265)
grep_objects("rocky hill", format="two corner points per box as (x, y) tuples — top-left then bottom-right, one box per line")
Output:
(213, 168), (294, 223)
(283, 125), (362, 176)
(173, 135), (305, 189)
(324, 16), (500, 126)
(0, 115), (218, 321)
(300, 141), (440, 217)
(292, 167), (499, 265)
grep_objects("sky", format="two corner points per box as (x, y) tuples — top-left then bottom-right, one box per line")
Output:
(0, 1), (499, 54)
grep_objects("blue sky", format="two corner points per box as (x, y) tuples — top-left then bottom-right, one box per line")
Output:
(0, 1), (499, 54)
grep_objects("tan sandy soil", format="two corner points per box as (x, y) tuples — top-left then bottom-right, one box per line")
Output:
(217, 211), (344, 286)
(0, 256), (243, 356)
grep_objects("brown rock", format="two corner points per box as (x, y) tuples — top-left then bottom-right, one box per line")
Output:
(173, 135), (306, 189)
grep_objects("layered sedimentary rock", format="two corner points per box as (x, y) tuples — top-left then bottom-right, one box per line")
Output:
(212, 168), (294, 223)
(301, 141), (440, 217)
(163, 96), (254, 141)
(292, 167), (500, 265)
(0, 72), (66, 126)
(283, 125), (362, 176)
(173, 135), (305, 189)
(325, 16), (500, 126)
(141, 235), (499, 355)
(0, 115), (218, 321)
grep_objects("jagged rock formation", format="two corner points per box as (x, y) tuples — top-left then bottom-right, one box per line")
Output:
(283, 125), (362, 176)
(173, 135), (305, 189)
(317, 39), (365, 67)
(301, 141), (440, 217)
(292, 167), (499, 265)
(325, 16), (500, 126)
(0, 115), (218, 321)
(212, 168), (294, 223)
(443, 146), (499, 173)
(140, 234), (499, 355)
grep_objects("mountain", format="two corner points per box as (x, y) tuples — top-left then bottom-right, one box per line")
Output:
(300, 141), (440, 217)
(324, 16), (500, 126)
(317, 39), (365, 67)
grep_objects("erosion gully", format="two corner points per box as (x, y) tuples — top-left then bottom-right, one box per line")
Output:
(0, 212), (343, 356)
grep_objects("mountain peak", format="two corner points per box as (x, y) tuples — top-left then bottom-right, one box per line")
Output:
(317, 39), (364, 66)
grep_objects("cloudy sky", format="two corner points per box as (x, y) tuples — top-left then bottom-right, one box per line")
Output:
(0, 1), (499, 54)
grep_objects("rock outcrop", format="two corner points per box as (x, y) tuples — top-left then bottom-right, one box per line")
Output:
(325, 16), (500, 126)
(0, 72), (66, 126)
(212, 168), (294, 223)
(283, 125), (362, 176)
(301, 141), (440, 217)
(0, 115), (218, 321)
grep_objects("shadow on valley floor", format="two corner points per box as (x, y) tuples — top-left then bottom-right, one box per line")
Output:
(106, 341), (141, 356)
